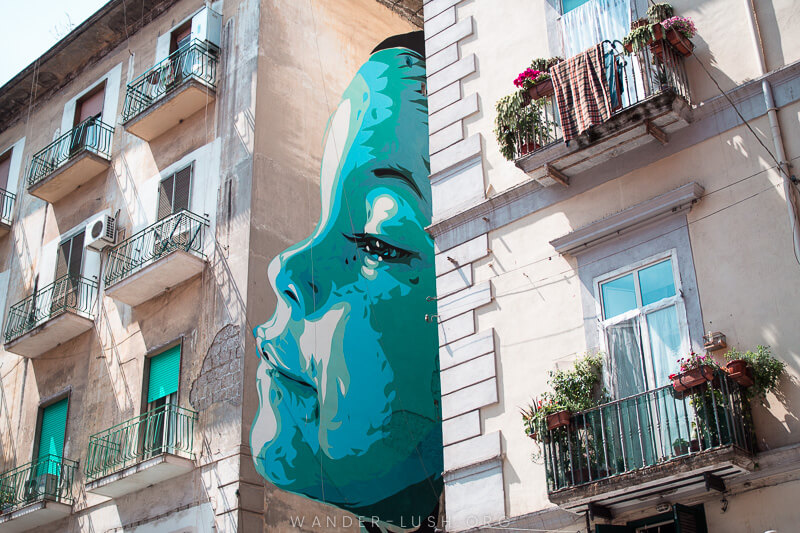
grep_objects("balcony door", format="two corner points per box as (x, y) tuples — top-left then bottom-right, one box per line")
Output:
(71, 83), (105, 157)
(560, 0), (631, 57)
(32, 397), (68, 500)
(144, 345), (181, 459)
(596, 253), (689, 467)
(50, 231), (85, 314)
(156, 165), (193, 255)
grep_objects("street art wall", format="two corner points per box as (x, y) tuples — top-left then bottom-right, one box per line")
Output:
(251, 31), (443, 530)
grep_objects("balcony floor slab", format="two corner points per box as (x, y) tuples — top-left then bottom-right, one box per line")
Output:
(123, 80), (216, 142)
(516, 91), (693, 187)
(0, 499), (71, 533)
(549, 445), (754, 514)
(105, 249), (205, 307)
(28, 150), (110, 203)
(4, 311), (95, 358)
(86, 453), (194, 498)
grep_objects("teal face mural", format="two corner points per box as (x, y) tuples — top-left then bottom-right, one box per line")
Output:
(251, 32), (442, 528)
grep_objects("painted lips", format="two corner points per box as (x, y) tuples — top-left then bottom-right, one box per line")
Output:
(260, 342), (317, 392)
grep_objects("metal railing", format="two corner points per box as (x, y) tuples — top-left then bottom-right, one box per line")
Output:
(122, 39), (219, 123)
(4, 275), (98, 344)
(85, 404), (197, 482)
(516, 38), (690, 159)
(27, 117), (114, 188)
(0, 188), (14, 226)
(104, 210), (208, 287)
(0, 455), (77, 514)
(543, 370), (754, 492)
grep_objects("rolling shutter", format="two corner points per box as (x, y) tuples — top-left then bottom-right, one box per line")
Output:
(38, 397), (69, 460)
(148, 345), (181, 403)
(157, 165), (192, 220)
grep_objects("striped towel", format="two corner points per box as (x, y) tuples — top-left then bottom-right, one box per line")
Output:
(552, 44), (612, 143)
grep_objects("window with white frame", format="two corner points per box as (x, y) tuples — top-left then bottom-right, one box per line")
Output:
(595, 250), (689, 399)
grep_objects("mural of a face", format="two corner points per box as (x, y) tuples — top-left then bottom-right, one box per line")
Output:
(251, 37), (441, 527)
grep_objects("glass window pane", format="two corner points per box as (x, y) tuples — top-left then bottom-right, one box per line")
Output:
(601, 273), (637, 319)
(646, 305), (682, 388)
(638, 259), (676, 306)
(562, 0), (590, 13)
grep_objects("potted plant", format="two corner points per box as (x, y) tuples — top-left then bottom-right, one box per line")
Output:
(623, 23), (657, 54)
(670, 351), (718, 392)
(647, 3), (674, 24)
(661, 16), (697, 56)
(515, 57), (563, 102)
(494, 91), (548, 160)
(724, 345), (785, 400)
(672, 437), (689, 456)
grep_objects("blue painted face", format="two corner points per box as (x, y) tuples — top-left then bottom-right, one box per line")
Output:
(251, 48), (441, 524)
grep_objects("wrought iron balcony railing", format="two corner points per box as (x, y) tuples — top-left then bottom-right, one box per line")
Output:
(515, 38), (691, 160)
(27, 117), (114, 188)
(543, 370), (754, 493)
(104, 210), (208, 288)
(0, 455), (78, 513)
(85, 404), (197, 482)
(122, 40), (219, 123)
(3, 275), (99, 344)
(0, 188), (15, 226)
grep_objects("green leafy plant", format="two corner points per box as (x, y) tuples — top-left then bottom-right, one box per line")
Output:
(647, 3), (674, 24)
(494, 91), (548, 161)
(725, 345), (785, 401)
(623, 24), (657, 53)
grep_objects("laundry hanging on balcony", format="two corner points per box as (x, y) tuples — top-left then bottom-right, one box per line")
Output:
(551, 43), (613, 143)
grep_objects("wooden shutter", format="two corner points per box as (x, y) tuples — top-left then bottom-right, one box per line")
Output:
(170, 21), (192, 53)
(148, 345), (181, 403)
(173, 165), (192, 213)
(0, 151), (10, 191)
(56, 232), (85, 280)
(158, 175), (174, 220)
(674, 504), (707, 533)
(75, 84), (105, 125)
(38, 397), (69, 460)
(595, 526), (632, 533)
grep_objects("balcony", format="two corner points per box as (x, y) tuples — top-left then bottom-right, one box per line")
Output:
(0, 455), (77, 532)
(104, 210), (208, 307)
(27, 117), (113, 203)
(515, 40), (692, 187)
(122, 40), (219, 141)
(3, 276), (98, 358)
(85, 405), (197, 498)
(543, 371), (754, 515)
(0, 189), (14, 238)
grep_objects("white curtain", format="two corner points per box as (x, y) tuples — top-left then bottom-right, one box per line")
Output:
(645, 305), (682, 388)
(561, 0), (631, 57)
(606, 318), (645, 399)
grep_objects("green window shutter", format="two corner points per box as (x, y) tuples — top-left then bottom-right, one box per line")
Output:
(148, 345), (181, 403)
(38, 397), (69, 460)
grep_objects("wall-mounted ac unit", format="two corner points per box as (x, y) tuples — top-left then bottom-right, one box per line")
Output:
(86, 214), (116, 251)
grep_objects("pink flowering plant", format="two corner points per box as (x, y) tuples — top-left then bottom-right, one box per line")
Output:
(669, 351), (719, 380)
(661, 16), (697, 39)
(513, 67), (550, 91)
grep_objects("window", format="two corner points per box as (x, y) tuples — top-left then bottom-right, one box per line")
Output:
(562, 0), (591, 13)
(158, 165), (192, 220)
(36, 397), (69, 461)
(560, 0), (631, 57)
(73, 83), (105, 126)
(56, 231), (85, 281)
(595, 504), (708, 533)
(596, 251), (688, 399)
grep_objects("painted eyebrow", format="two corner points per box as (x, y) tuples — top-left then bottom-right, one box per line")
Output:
(372, 167), (423, 199)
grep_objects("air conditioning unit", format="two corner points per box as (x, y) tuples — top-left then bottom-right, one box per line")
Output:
(86, 214), (116, 251)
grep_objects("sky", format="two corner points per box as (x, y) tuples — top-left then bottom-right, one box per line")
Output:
(0, 0), (110, 87)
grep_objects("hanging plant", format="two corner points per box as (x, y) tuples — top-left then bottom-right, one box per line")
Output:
(622, 24), (657, 54)
(647, 3), (674, 24)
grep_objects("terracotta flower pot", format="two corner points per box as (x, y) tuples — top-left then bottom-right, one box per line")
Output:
(665, 27), (694, 56)
(545, 410), (571, 430)
(527, 78), (554, 100)
(671, 365), (715, 392)
(518, 140), (541, 157)
(673, 442), (689, 456)
(631, 18), (648, 30)
(726, 360), (755, 387)
(690, 439), (701, 452)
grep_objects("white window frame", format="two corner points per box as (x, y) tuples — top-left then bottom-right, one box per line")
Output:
(593, 249), (691, 397)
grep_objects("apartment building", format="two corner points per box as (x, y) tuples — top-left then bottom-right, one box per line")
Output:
(0, 0), (422, 531)
(423, 0), (800, 531)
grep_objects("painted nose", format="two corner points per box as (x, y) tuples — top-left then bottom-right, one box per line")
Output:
(273, 246), (323, 318)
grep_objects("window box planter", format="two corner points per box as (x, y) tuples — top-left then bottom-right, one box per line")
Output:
(671, 365), (715, 392)
(527, 78), (554, 101)
(665, 28), (694, 56)
(726, 360), (755, 387)
(545, 409), (571, 430)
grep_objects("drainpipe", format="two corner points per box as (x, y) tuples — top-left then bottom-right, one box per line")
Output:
(744, 0), (800, 265)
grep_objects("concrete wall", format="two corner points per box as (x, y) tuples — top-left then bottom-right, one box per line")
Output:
(425, 0), (800, 529)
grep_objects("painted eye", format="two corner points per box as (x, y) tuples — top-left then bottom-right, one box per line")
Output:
(346, 234), (412, 262)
